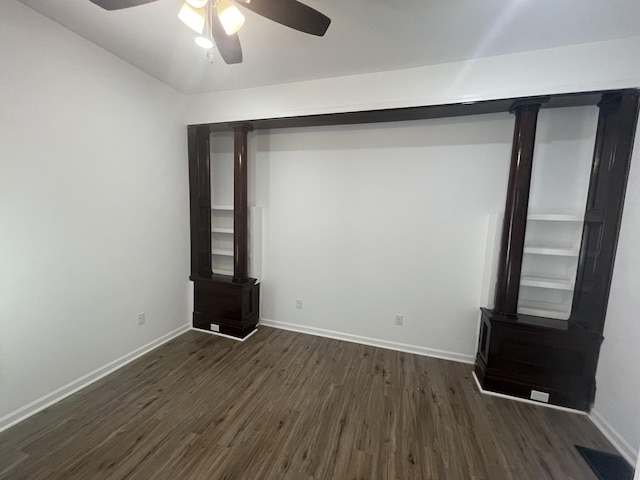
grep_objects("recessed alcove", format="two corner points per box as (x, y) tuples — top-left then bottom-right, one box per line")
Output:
(188, 89), (639, 413)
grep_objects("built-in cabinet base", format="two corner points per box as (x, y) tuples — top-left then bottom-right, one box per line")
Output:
(191, 275), (260, 339)
(475, 308), (602, 411)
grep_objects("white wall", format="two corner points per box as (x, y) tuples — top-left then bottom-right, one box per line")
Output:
(253, 116), (509, 361)
(211, 132), (235, 206)
(528, 107), (598, 214)
(0, 1), (189, 430)
(186, 36), (640, 125)
(246, 106), (596, 362)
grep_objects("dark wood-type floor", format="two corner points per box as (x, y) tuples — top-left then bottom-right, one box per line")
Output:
(0, 328), (619, 479)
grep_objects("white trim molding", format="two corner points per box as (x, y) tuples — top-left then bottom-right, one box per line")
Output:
(191, 327), (258, 342)
(0, 323), (191, 434)
(472, 371), (587, 415)
(590, 409), (637, 466)
(259, 318), (475, 364)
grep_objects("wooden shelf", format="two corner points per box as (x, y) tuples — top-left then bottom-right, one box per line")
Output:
(520, 275), (574, 290)
(212, 205), (233, 211)
(212, 227), (233, 234)
(212, 248), (233, 257)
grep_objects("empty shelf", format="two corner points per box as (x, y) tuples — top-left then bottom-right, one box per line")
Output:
(212, 227), (234, 234)
(212, 249), (233, 257)
(524, 245), (579, 257)
(520, 275), (575, 290)
(527, 214), (583, 222)
(212, 268), (233, 276)
(518, 299), (571, 320)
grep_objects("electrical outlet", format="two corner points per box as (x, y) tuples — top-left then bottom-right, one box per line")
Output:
(395, 314), (403, 326)
(137, 312), (146, 326)
(296, 299), (303, 309)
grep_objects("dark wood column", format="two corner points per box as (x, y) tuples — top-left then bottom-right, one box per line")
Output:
(187, 125), (212, 277)
(571, 90), (640, 333)
(233, 124), (252, 282)
(493, 102), (542, 316)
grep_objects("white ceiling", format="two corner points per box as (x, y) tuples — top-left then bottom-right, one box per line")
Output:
(17, 0), (640, 95)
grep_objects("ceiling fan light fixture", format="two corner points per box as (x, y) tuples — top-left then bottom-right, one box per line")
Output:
(186, 0), (208, 7)
(217, 0), (245, 35)
(177, 2), (205, 34)
(194, 35), (214, 49)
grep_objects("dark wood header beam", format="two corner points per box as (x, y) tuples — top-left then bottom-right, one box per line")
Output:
(492, 102), (542, 316)
(193, 91), (605, 132)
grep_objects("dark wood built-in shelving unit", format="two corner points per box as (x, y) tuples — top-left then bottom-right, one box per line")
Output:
(187, 87), (638, 406)
(476, 90), (639, 411)
(188, 125), (260, 339)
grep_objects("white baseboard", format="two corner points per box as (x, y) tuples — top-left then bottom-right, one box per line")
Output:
(590, 409), (638, 466)
(0, 323), (191, 435)
(191, 326), (259, 342)
(259, 318), (475, 364)
(471, 371), (587, 415)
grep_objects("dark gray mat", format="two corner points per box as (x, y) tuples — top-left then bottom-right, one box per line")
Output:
(575, 445), (634, 480)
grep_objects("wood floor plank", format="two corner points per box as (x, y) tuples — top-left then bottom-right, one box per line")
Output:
(0, 327), (619, 479)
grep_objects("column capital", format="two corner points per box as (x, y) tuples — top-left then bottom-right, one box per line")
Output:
(229, 122), (254, 132)
(509, 97), (549, 115)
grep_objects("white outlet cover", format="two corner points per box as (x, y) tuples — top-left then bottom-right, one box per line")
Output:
(210, 323), (220, 332)
(296, 299), (303, 309)
(530, 390), (550, 403)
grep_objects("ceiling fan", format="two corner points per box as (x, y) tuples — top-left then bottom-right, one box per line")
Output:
(89, 0), (331, 65)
